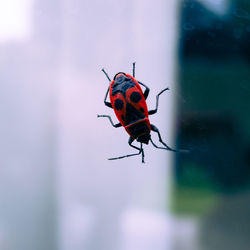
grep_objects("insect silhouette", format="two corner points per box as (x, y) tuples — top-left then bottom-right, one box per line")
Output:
(98, 63), (187, 163)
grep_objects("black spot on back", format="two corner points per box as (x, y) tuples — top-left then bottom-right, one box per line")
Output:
(114, 99), (124, 110)
(125, 102), (145, 125)
(130, 91), (141, 103)
(140, 107), (144, 113)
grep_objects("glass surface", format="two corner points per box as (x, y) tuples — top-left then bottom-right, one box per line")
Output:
(0, 0), (249, 250)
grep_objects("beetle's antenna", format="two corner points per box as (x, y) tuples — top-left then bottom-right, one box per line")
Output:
(133, 62), (136, 78)
(102, 68), (111, 82)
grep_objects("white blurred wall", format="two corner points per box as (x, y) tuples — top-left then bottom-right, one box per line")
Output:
(0, 0), (58, 249)
(58, 1), (178, 250)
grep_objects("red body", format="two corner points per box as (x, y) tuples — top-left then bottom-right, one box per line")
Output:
(109, 73), (151, 142)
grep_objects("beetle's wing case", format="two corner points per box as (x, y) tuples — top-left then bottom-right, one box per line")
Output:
(109, 74), (150, 137)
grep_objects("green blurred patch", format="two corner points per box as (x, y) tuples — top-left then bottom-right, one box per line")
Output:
(171, 162), (218, 216)
(179, 61), (250, 140)
(171, 185), (218, 217)
(173, 60), (250, 216)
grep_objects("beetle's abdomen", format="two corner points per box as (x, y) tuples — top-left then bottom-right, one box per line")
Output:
(125, 118), (151, 142)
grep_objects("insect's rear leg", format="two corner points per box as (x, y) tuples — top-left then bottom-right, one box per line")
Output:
(138, 81), (150, 100)
(150, 124), (189, 153)
(97, 115), (122, 128)
(148, 88), (169, 115)
(108, 137), (145, 163)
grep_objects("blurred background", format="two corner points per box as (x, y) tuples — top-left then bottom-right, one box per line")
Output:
(0, 0), (250, 250)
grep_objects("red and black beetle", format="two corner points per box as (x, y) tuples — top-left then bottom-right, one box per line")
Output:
(98, 63), (187, 163)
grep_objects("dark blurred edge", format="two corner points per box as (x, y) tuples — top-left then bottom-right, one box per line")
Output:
(173, 1), (250, 249)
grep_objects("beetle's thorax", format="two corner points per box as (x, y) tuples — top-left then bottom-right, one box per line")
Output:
(111, 74), (136, 97)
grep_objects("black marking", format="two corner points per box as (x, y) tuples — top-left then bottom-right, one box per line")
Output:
(111, 81), (135, 97)
(114, 99), (124, 110)
(130, 91), (141, 103)
(125, 102), (145, 125)
(121, 115), (125, 121)
(140, 107), (144, 113)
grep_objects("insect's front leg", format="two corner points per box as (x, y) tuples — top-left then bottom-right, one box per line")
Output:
(138, 81), (150, 100)
(148, 88), (169, 115)
(104, 87), (112, 108)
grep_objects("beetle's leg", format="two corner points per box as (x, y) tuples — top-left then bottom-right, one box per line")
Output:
(97, 115), (122, 128)
(148, 88), (169, 115)
(103, 87), (112, 108)
(133, 62), (136, 78)
(138, 81), (150, 100)
(109, 137), (145, 163)
(150, 124), (189, 153)
(133, 63), (150, 100)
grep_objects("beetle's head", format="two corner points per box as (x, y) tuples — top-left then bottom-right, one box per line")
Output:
(113, 72), (131, 84)
(113, 72), (126, 82)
